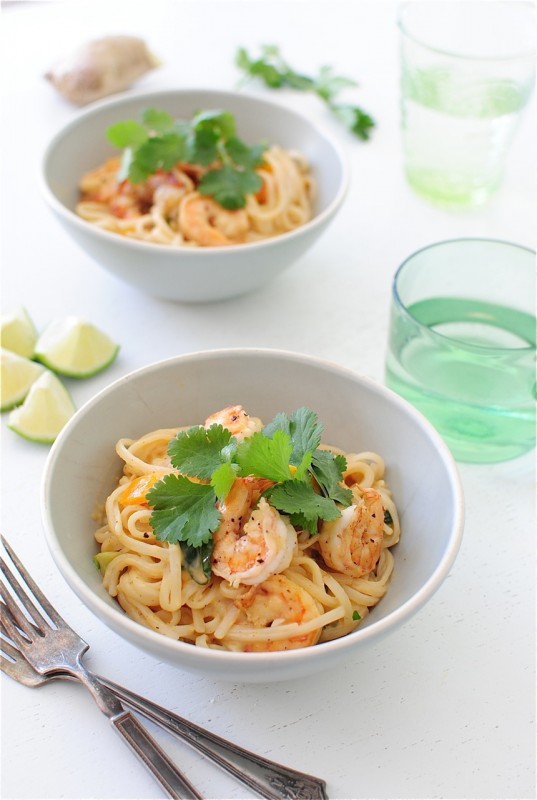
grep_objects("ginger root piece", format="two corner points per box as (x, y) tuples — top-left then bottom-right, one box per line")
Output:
(45, 35), (160, 105)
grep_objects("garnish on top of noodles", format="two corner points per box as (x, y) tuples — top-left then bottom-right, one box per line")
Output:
(145, 407), (353, 580)
(106, 107), (267, 209)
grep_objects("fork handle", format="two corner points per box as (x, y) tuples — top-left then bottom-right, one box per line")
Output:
(68, 661), (204, 800)
(112, 710), (203, 800)
(102, 677), (328, 800)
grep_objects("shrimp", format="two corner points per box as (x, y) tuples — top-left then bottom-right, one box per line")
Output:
(204, 405), (263, 442)
(211, 479), (297, 588)
(233, 574), (323, 651)
(152, 184), (188, 218)
(79, 157), (121, 203)
(318, 487), (384, 578)
(178, 192), (249, 246)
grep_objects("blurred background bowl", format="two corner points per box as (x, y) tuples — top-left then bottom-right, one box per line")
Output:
(40, 88), (349, 303)
(42, 349), (464, 683)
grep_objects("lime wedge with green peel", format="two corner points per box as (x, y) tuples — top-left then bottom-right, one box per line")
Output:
(8, 371), (75, 443)
(0, 348), (45, 411)
(34, 317), (119, 378)
(0, 306), (38, 358)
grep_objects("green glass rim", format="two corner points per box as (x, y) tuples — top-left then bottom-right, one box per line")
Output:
(392, 237), (537, 353)
(397, 1), (537, 62)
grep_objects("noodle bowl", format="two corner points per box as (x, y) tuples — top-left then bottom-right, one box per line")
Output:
(42, 349), (463, 682)
(41, 89), (348, 301)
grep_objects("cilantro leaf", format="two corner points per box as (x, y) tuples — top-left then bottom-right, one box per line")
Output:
(261, 411), (289, 437)
(236, 429), (292, 482)
(107, 120), (148, 149)
(198, 165), (262, 210)
(235, 45), (375, 141)
(289, 407), (323, 462)
(310, 450), (352, 506)
(263, 407), (322, 466)
(134, 132), (187, 175)
(127, 158), (153, 184)
(226, 137), (267, 170)
(236, 46), (314, 92)
(211, 461), (238, 502)
(141, 108), (176, 134)
(294, 450), (312, 481)
(315, 65), (358, 102)
(235, 46), (287, 88)
(268, 480), (341, 524)
(288, 511), (320, 536)
(183, 540), (214, 584)
(192, 109), (237, 140)
(330, 103), (376, 141)
(147, 474), (220, 547)
(189, 127), (220, 166)
(168, 424), (233, 479)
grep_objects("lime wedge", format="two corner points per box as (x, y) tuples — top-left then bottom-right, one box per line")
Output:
(8, 371), (75, 443)
(1, 348), (45, 411)
(0, 306), (38, 358)
(34, 317), (119, 378)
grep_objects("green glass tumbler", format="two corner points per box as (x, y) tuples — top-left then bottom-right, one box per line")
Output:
(398, 1), (536, 207)
(385, 239), (536, 463)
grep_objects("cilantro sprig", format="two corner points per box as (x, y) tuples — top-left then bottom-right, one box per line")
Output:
(259, 408), (352, 532)
(236, 45), (375, 141)
(106, 108), (267, 210)
(146, 408), (353, 574)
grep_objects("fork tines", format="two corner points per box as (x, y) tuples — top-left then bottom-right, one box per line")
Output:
(0, 535), (63, 637)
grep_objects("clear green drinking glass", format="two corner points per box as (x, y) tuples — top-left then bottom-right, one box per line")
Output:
(398, 1), (536, 207)
(385, 239), (536, 463)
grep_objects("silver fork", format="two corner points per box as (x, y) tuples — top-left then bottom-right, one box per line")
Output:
(0, 537), (329, 800)
(0, 535), (204, 800)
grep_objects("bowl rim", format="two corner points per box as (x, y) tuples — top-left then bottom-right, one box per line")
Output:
(41, 347), (465, 669)
(39, 87), (350, 255)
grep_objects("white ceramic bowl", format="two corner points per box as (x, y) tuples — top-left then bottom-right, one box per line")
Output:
(42, 349), (464, 683)
(40, 88), (348, 302)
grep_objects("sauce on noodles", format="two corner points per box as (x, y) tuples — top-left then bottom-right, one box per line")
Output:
(93, 405), (400, 652)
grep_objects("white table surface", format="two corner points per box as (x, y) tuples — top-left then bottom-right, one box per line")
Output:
(1, 2), (535, 798)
